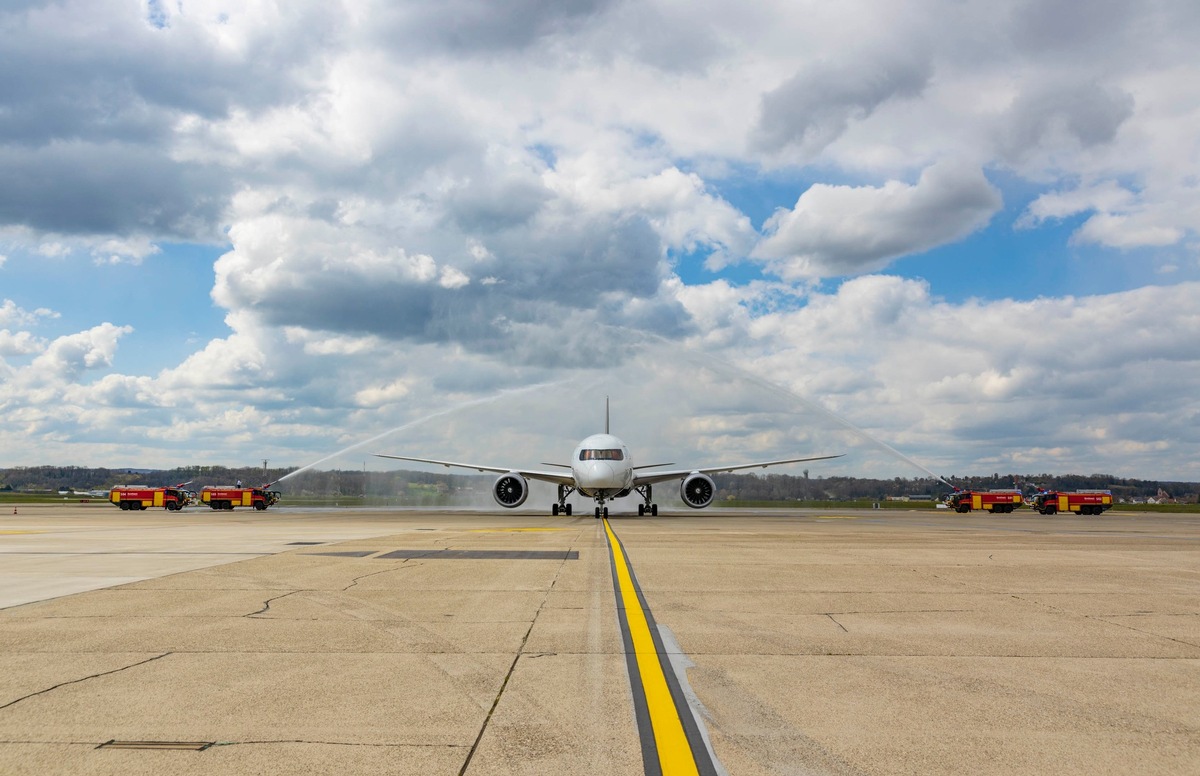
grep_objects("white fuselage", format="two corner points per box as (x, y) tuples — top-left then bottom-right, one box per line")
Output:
(570, 433), (634, 499)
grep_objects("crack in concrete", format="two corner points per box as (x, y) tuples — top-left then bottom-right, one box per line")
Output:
(825, 613), (849, 632)
(342, 562), (419, 592)
(0, 740), (109, 746)
(0, 653), (172, 711)
(918, 567), (1200, 651)
(1007, 593), (1200, 651)
(246, 591), (302, 617)
(456, 536), (575, 775)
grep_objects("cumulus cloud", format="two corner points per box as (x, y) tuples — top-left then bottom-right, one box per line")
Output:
(994, 79), (1135, 169)
(362, 0), (615, 55)
(1, 1), (1199, 478)
(1019, 180), (1187, 249)
(0, 329), (44, 356)
(753, 49), (933, 158)
(752, 161), (1002, 278)
(28, 323), (133, 381)
(0, 0), (340, 245)
(0, 299), (58, 327)
(708, 277), (1200, 478)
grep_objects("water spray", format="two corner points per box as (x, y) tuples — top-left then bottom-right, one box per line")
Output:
(632, 333), (955, 489)
(276, 379), (575, 485)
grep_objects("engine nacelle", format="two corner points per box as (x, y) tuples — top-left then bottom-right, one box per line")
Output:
(493, 473), (529, 508)
(680, 473), (716, 509)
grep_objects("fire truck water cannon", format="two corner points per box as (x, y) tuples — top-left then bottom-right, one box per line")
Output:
(1027, 489), (1113, 516)
(943, 489), (1024, 514)
(200, 484), (281, 511)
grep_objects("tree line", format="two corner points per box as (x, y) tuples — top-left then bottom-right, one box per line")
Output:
(2, 465), (1196, 503)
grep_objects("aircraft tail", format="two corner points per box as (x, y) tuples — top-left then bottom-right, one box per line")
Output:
(605, 396), (610, 434)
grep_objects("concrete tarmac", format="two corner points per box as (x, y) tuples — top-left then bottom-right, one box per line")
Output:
(0, 504), (1197, 774)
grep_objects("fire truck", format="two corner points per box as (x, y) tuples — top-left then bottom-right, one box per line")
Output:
(1028, 490), (1113, 516)
(943, 489), (1023, 514)
(110, 486), (193, 511)
(201, 486), (281, 511)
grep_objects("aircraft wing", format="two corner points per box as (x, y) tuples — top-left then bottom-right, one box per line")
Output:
(632, 453), (844, 486)
(373, 454), (575, 486)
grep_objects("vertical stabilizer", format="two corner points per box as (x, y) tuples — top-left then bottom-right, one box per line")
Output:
(605, 396), (610, 434)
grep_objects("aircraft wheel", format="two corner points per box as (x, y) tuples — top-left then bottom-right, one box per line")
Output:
(638, 504), (645, 516)
(565, 504), (572, 515)
(552, 504), (559, 516)
(594, 507), (601, 519)
(651, 504), (658, 516)
(602, 507), (608, 518)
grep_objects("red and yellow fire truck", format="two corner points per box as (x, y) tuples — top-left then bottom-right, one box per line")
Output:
(943, 489), (1024, 514)
(109, 486), (192, 511)
(1028, 490), (1113, 516)
(201, 486), (281, 511)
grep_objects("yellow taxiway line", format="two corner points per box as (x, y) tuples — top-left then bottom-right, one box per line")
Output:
(604, 518), (707, 776)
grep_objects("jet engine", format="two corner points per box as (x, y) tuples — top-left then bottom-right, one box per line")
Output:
(680, 473), (715, 509)
(493, 473), (529, 508)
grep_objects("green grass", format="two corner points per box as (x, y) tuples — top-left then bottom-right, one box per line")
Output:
(720, 499), (1200, 513)
(0, 492), (102, 504)
(719, 498), (941, 510)
(1109, 502), (1200, 513)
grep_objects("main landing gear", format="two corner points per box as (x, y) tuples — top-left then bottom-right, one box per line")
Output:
(556, 485), (659, 518)
(636, 484), (658, 517)
(552, 484), (575, 516)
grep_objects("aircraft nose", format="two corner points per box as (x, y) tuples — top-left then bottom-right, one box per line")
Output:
(581, 461), (621, 488)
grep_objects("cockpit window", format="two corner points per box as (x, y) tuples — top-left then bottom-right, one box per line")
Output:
(579, 449), (624, 461)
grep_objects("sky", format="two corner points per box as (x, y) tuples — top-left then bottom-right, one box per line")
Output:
(2, 0), (1199, 482)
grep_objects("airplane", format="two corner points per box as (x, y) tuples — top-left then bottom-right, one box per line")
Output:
(374, 400), (842, 518)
